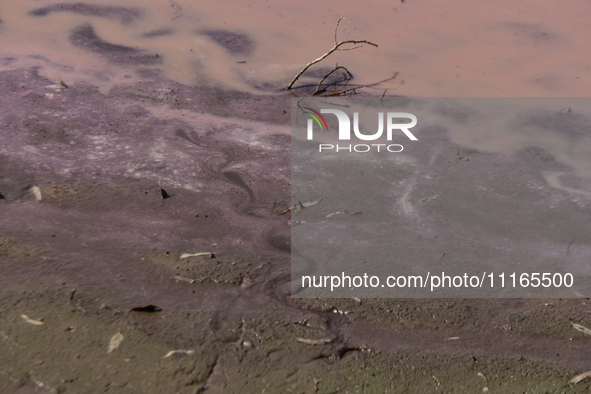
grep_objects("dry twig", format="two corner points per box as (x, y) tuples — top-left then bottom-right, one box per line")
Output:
(323, 86), (361, 96)
(286, 16), (377, 90)
(361, 72), (398, 88)
(313, 64), (353, 95)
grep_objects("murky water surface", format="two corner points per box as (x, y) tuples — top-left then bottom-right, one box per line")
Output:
(1, 0), (590, 96)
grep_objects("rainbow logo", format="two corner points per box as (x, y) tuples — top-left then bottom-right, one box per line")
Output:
(302, 107), (328, 132)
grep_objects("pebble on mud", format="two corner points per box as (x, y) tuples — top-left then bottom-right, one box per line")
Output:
(162, 349), (195, 359)
(180, 252), (213, 259)
(107, 330), (124, 353)
(569, 370), (591, 385)
(21, 314), (44, 325)
(296, 337), (333, 345)
(30, 186), (42, 201)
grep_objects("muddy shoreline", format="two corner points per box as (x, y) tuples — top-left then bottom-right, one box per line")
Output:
(0, 65), (590, 393)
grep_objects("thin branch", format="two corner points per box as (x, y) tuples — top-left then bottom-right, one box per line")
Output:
(338, 45), (363, 51)
(319, 71), (398, 97)
(296, 98), (305, 112)
(286, 16), (377, 90)
(288, 71), (399, 98)
(359, 71), (398, 88)
(285, 39), (377, 90)
(334, 15), (345, 44)
(313, 65), (353, 95)
(323, 86), (361, 97)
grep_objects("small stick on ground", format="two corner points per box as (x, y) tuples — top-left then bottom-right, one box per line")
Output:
(313, 64), (353, 95)
(286, 16), (377, 90)
(324, 86), (361, 97)
(381, 89), (388, 101)
(361, 71), (398, 88)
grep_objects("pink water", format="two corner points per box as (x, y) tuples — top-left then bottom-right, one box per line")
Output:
(1, 0), (589, 96)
